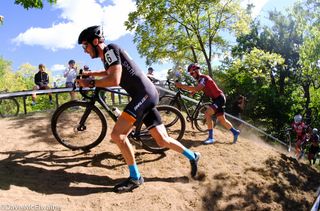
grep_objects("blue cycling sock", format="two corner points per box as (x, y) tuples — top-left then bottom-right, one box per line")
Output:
(182, 148), (196, 160)
(208, 129), (213, 139)
(129, 164), (141, 180)
(230, 127), (239, 135)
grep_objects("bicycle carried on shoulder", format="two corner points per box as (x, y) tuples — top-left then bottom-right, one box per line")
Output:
(159, 80), (213, 132)
(0, 89), (19, 118)
(51, 73), (186, 154)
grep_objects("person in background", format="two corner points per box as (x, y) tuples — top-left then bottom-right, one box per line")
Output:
(146, 67), (159, 83)
(82, 65), (93, 78)
(232, 95), (246, 119)
(32, 64), (52, 105)
(231, 95), (247, 128)
(64, 59), (77, 100)
(307, 128), (319, 165)
(76, 25), (200, 193)
(175, 63), (240, 145)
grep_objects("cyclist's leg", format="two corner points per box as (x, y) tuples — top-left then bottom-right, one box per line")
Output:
(212, 95), (240, 143)
(145, 108), (200, 177)
(31, 85), (39, 105)
(203, 106), (215, 144)
(111, 112), (144, 192)
(111, 115), (136, 165)
(295, 138), (303, 158)
(44, 85), (53, 102)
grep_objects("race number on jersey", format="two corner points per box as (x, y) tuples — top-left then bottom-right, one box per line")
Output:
(104, 49), (118, 65)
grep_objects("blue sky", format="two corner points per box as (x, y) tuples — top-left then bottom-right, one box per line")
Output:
(0, 0), (296, 84)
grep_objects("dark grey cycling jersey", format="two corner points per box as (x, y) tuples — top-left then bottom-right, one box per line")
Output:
(103, 44), (156, 97)
(102, 43), (161, 128)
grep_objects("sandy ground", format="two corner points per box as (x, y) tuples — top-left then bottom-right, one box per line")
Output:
(0, 112), (319, 211)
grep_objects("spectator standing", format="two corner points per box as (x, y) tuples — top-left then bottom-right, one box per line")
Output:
(32, 64), (52, 105)
(64, 59), (78, 100)
(232, 95), (246, 119)
(146, 67), (159, 83)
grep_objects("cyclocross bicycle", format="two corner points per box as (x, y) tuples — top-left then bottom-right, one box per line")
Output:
(159, 80), (213, 132)
(0, 89), (19, 118)
(51, 74), (186, 154)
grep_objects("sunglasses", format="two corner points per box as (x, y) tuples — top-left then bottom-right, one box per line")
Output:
(82, 43), (89, 50)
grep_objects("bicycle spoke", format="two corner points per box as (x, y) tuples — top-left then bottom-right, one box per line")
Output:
(52, 101), (107, 150)
(0, 98), (19, 117)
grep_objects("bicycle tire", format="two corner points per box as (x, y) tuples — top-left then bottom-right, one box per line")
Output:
(51, 101), (107, 151)
(158, 95), (181, 127)
(0, 98), (19, 118)
(135, 105), (186, 153)
(194, 103), (211, 132)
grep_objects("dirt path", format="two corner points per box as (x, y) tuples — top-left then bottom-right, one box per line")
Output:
(0, 112), (319, 211)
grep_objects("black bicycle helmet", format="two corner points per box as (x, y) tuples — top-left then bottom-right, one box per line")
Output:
(78, 25), (104, 44)
(68, 59), (75, 64)
(187, 63), (201, 72)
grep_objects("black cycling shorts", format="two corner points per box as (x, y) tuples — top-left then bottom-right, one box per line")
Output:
(209, 94), (226, 116)
(123, 89), (162, 130)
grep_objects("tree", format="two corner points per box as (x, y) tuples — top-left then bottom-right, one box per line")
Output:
(220, 48), (289, 132)
(0, 0), (57, 26)
(14, 0), (57, 9)
(292, 0), (320, 124)
(125, 0), (251, 77)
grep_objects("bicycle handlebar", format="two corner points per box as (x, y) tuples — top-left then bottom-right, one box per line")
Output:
(74, 69), (129, 100)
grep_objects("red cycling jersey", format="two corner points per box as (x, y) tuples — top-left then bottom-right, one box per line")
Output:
(198, 75), (223, 99)
(291, 122), (307, 139)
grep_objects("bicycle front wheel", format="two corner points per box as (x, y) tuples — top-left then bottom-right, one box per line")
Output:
(51, 101), (107, 151)
(158, 95), (181, 127)
(0, 98), (19, 118)
(194, 103), (211, 132)
(135, 105), (186, 153)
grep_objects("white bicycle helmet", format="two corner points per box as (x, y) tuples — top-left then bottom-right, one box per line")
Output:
(312, 128), (318, 134)
(294, 114), (302, 123)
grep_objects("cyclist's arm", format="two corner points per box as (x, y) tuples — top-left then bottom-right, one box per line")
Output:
(175, 82), (204, 92)
(84, 69), (108, 77)
(78, 64), (121, 87)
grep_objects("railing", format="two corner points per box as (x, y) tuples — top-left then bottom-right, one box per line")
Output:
(157, 86), (287, 147)
(0, 87), (129, 115)
(0, 84), (286, 148)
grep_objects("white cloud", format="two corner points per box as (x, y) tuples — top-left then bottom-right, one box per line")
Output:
(12, 0), (136, 50)
(51, 64), (66, 72)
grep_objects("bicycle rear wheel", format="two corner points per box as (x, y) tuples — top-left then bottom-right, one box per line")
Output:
(51, 101), (107, 151)
(0, 98), (19, 118)
(194, 103), (211, 132)
(135, 105), (186, 153)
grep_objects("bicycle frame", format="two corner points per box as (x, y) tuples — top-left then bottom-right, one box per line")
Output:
(167, 89), (207, 128)
(78, 87), (148, 145)
(81, 87), (118, 121)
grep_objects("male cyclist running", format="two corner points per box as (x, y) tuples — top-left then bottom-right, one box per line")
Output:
(175, 63), (240, 144)
(291, 114), (308, 159)
(76, 25), (200, 193)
